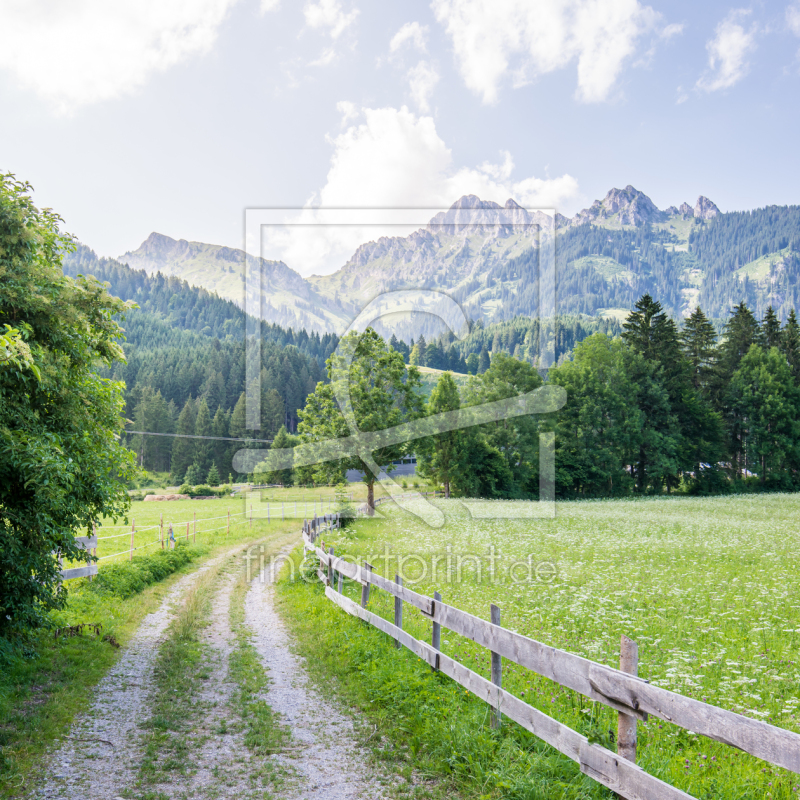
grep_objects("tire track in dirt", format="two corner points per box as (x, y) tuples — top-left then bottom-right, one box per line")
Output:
(33, 551), (232, 800)
(245, 554), (392, 800)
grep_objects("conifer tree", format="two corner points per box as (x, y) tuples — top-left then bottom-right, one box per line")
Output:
(761, 306), (782, 349)
(680, 307), (717, 392)
(206, 464), (220, 486)
(194, 399), (213, 474)
(478, 347), (490, 374)
(781, 309), (800, 382)
(171, 398), (197, 482)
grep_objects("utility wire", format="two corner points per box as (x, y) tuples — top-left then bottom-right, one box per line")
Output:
(125, 430), (274, 444)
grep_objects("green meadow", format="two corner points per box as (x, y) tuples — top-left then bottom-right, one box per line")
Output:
(278, 494), (800, 799)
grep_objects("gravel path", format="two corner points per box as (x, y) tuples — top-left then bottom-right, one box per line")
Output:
(34, 553), (229, 800)
(245, 554), (391, 800)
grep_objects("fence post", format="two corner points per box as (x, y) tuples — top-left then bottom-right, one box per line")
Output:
(394, 574), (403, 648)
(90, 522), (96, 581)
(186, 521), (190, 542)
(327, 546), (334, 586)
(338, 570), (343, 594)
(432, 590), (442, 670)
(490, 603), (502, 729)
(130, 518), (135, 561)
(160, 512), (164, 550)
(193, 511), (196, 543)
(361, 562), (372, 608)
(618, 635), (639, 763)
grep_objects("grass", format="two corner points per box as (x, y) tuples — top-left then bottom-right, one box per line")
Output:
(572, 255), (635, 283)
(735, 247), (794, 283)
(134, 559), (220, 789)
(0, 499), (301, 799)
(277, 494), (800, 799)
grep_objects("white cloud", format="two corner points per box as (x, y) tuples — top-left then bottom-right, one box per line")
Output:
(407, 61), (440, 112)
(661, 22), (685, 39)
(261, 105), (579, 276)
(309, 47), (338, 67)
(304, 0), (358, 39)
(696, 9), (756, 92)
(390, 22), (428, 54)
(336, 100), (359, 125)
(0, 0), (235, 114)
(788, 3), (800, 37)
(260, 0), (280, 12)
(431, 0), (663, 104)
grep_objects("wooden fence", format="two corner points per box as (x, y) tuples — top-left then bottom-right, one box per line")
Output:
(302, 515), (800, 800)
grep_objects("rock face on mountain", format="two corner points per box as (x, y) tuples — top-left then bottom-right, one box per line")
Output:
(572, 185), (667, 227)
(694, 196), (720, 219)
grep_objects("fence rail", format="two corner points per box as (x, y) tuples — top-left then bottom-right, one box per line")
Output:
(301, 516), (800, 800)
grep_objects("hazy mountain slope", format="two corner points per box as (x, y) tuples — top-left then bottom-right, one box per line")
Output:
(118, 232), (349, 333)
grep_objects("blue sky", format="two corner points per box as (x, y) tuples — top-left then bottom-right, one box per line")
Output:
(1, 0), (799, 275)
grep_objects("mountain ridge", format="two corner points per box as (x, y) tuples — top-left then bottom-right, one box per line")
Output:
(116, 186), (797, 334)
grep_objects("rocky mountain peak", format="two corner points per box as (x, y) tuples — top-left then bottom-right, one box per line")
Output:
(694, 196), (720, 219)
(573, 185), (666, 227)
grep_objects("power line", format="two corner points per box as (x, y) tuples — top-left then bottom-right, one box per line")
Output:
(125, 430), (274, 444)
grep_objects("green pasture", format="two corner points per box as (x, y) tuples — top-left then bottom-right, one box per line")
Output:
(280, 493), (800, 798)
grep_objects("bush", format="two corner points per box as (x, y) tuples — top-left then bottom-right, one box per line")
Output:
(178, 484), (192, 496)
(88, 544), (207, 599)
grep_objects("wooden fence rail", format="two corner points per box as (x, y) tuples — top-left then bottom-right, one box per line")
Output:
(302, 517), (800, 799)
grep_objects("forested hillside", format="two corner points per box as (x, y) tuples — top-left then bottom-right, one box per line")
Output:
(63, 246), (334, 482)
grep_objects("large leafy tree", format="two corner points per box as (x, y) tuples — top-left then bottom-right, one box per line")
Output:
(0, 174), (135, 639)
(548, 334), (641, 496)
(416, 372), (462, 498)
(728, 345), (800, 486)
(463, 353), (543, 496)
(298, 329), (423, 514)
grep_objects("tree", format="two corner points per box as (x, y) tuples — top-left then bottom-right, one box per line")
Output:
(0, 174), (134, 640)
(298, 329), (424, 514)
(713, 303), (761, 477)
(417, 373), (461, 497)
(477, 347), (490, 374)
(781, 309), (800, 382)
(206, 464), (220, 486)
(465, 352), (479, 375)
(728, 345), (800, 486)
(254, 425), (296, 486)
(425, 341), (446, 370)
(680, 307), (717, 393)
(548, 334), (641, 496)
(184, 463), (203, 485)
(193, 399), (213, 474)
(761, 306), (782, 349)
(171, 398), (197, 482)
(464, 354), (543, 496)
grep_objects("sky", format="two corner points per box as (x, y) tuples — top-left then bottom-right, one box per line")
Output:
(1, 0), (799, 276)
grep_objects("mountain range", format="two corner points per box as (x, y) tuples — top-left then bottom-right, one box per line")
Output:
(115, 186), (799, 332)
